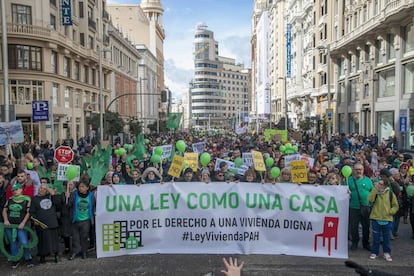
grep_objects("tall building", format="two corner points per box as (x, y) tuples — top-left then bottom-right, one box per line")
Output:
(190, 23), (250, 130)
(330, 0), (414, 147)
(0, 0), (160, 145)
(107, 0), (165, 130)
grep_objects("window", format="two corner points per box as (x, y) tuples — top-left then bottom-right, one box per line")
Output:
(375, 39), (383, 64)
(63, 57), (71, 77)
(373, 0), (379, 16)
(403, 23), (414, 53)
(64, 87), (71, 108)
(74, 61), (80, 81)
(84, 65), (89, 83)
(12, 4), (32, 24)
(378, 68), (395, 97)
(8, 45), (42, 71)
(377, 111), (394, 141)
(80, 33), (85, 46)
(75, 89), (81, 108)
(52, 83), (59, 105)
(79, 1), (84, 18)
(404, 62), (414, 94)
(349, 78), (359, 101)
(51, 51), (57, 73)
(363, 5), (367, 22)
(50, 14), (56, 29)
(365, 44), (370, 62)
(338, 57), (345, 76)
(10, 80), (43, 105)
(91, 68), (96, 86)
(387, 33), (395, 60)
(356, 50), (361, 71)
(88, 35), (94, 49)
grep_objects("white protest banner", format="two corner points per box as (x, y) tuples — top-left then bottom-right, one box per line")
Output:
(57, 163), (81, 181)
(152, 145), (172, 159)
(96, 183), (349, 258)
(242, 152), (253, 167)
(284, 154), (301, 168)
(192, 142), (206, 154)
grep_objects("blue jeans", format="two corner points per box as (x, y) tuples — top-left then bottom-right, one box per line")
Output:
(4, 228), (32, 261)
(371, 220), (391, 255)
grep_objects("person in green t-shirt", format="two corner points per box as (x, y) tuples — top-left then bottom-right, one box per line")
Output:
(66, 181), (95, 261)
(346, 163), (373, 251)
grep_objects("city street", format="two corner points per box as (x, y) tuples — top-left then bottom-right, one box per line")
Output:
(0, 222), (412, 276)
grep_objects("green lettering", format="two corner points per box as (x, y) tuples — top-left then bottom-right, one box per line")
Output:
(314, 195), (326, 213)
(132, 195), (143, 211)
(171, 193), (180, 209)
(271, 194), (283, 210)
(199, 193), (211, 209)
(301, 195), (313, 212)
(150, 194), (159, 210)
(258, 194), (270, 209)
(245, 193), (256, 208)
(106, 196), (117, 212)
(228, 192), (239, 208)
(187, 193), (197, 209)
(212, 193), (227, 208)
(326, 197), (339, 213)
(289, 194), (300, 211)
(160, 193), (169, 209)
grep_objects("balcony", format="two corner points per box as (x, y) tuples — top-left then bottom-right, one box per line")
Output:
(7, 23), (50, 38)
(88, 18), (96, 31)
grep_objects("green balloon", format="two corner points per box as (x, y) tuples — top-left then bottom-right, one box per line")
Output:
(176, 140), (186, 152)
(114, 149), (120, 155)
(144, 139), (150, 145)
(66, 165), (78, 180)
(118, 148), (126, 156)
(285, 143), (292, 150)
(123, 144), (129, 149)
(341, 165), (353, 178)
(27, 162), (33, 170)
(155, 146), (163, 155)
(406, 185), (414, 197)
(150, 154), (162, 164)
(234, 157), (243, 168)
(279, 145), (286, 152)
(293, 145), (298, 152)
(265, 157), (274, 168)
(271, 167), (281, 178)
(200, 152), (211, 167)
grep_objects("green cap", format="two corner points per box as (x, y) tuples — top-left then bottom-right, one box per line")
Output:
(12, 183), (22, 191)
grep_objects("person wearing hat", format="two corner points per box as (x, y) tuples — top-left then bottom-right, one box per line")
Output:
(141, 167), (163, 184)
(66, 180), (96, 260)
(2, 182), (34, 268)
(179, 167), (195, 182)
(111, 172), (125, 185)
(198, 168), (211, 183)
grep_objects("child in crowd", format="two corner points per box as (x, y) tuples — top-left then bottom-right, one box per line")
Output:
(324, 172), (341, 185)
(2, 183), (34, 268)
(368, 177), (399, 261)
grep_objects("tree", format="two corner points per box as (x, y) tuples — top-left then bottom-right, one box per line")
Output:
(86, 111), (124, 139)
(129, 120), (143, 137)
(297, 117), (315, 132)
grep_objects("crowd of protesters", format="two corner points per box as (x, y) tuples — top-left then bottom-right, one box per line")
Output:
(0, 130), (413, 270)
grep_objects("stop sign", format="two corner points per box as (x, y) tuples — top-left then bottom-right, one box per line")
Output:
(54, 145), (74, 164)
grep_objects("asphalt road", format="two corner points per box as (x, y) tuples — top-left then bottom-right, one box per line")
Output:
(1, 222), (413, 276)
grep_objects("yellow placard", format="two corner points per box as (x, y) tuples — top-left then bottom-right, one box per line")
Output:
(168, 155), (184, 179)
(184, 152), (199, 172)
(290, 160), (308, 183)
(251, 150), (266, 172)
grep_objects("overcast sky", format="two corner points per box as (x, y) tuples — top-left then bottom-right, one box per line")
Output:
(107, 0), (253, 98)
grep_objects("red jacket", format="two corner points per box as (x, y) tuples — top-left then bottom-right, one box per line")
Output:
(6, 181), (35, 200)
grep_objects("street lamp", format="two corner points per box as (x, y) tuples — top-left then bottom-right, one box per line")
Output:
(317, 44), (331, 141)
(99, 48), (111, 144)
(138, 77), (148, 133)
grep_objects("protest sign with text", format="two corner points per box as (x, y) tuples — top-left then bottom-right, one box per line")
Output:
(96, 183), (349, 259)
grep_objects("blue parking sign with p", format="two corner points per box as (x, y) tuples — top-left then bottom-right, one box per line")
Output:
(326, 108), (333, 122)
(32, 101), (49, 122)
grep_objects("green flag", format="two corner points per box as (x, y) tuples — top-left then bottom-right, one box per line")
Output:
(167, 112), (182, 129)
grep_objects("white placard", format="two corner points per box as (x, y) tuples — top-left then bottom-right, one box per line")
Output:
(57, 163), (81, 181)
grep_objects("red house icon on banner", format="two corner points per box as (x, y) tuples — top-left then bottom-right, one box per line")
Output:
(314, 217), (339, 256)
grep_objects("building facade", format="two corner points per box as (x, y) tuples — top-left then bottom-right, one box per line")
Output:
(190, 23), (250, 130)
(330, 0), (414, 148)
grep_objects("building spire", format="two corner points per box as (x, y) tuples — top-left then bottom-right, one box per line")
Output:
(140, 0), (163, 23)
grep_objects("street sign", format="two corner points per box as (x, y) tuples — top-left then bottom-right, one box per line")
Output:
(325, 108), (333, 122)
(32, 101), (49, 122)
(54, 145), (74, 164)
(400, 109), (408, 133)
